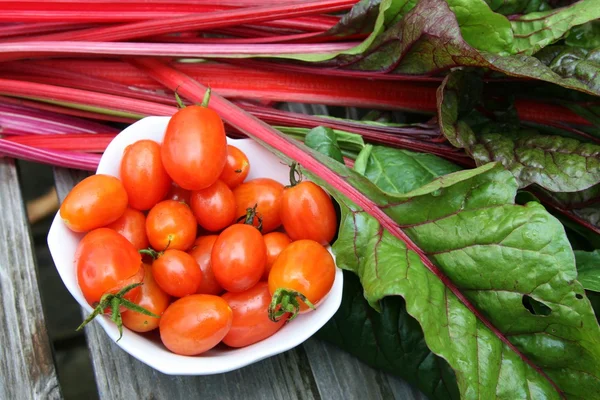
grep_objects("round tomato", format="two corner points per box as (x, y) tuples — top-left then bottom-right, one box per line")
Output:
(75, 228), (143, 306)
(189, 235), (223, 295)
(268, 240), (335, 320)
(219, 145), (250, 189)
(146, 200), (197, 251)
(120, 140), (171, 210)
(281, 181), (337, 245)
(161, 104), (227, 190)
(233, 178), (283, 233)
(222, 282), (286, 348)
(152, 249), (202, 297)
(122, 263), (170, 332)
(105, 207), (148, 250)
(262, 232), (292, 281)
(159, 294), (232, 356)
(166, 181), (191, 205)
(211, 224), (266, 293)
(190, 180), (236, 232)
(60, 174), (127, 232)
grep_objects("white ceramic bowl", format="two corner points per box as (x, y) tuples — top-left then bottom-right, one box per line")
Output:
(47, 116), (343, 375)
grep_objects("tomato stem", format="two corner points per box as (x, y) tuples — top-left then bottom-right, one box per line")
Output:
(201, 87), (212, 108)
(174, 89), (185, 109)
(139, 248), (160, 259)
(288, 162), (303, 187)
(268, 287), (315, 322)
(237, 203), (263, 232)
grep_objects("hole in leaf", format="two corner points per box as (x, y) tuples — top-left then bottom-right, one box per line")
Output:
(576, 294), (584, 300)
(522, 295), (552, 316)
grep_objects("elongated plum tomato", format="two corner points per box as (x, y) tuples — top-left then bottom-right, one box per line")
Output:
(146, 200), (197, 251)
(161, 104), (227, 190)
(122, 263), (170, 332)
(281, 180), (337, 245)
(219, 145), (250, 189)
(159, 294), (232, 356)
(105, 207), (149, 250)
(75, 228), (143, 306)
(222, 282), (286, 348)
(120, 140), (171, 210)
(262, 232), (292, 281)
(233, 178), (283, 233)
(189, 235), (223, 295)
(211, 224), (266, 293)
(60, 174), (127, 232)
(269, 240), (335, 318)
(190, 180), (236, 232)
(152, 249), (202, 298)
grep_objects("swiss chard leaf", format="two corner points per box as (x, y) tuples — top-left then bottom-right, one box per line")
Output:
(534, 45), (600, 95)
(304, 126), (345, 163)
(484, 0), (551, 15)
(575, 250), (600, 292)
(566, 21), (600, 49)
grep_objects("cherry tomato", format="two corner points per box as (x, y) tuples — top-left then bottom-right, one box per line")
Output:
(233, 178), (283, 233)
(262, 232), (292, 281)
(211, 224), (266, 293)
(221, 282), (286, 348)
(146, 200), (197, 251)
(189, 235), (223, 295)
(269, 240), (335, 314)
(190, 180), (236, 232)
(105, 207), (149, 250)
(166, 181), (191, 205)
(159, 294), (232, 356)
(219, 145), (250, 189)
(60, 174), (127, 232)
(161, 104), (227, 190)
(122, 263), (170, 332)
(281, 181), (337, 245)
(75, 228), (143, 306)
(152, 249), (202, 297)
(120, 140), (171, 211)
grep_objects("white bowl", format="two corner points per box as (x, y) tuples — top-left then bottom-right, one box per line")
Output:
(47, 116), (343, 375)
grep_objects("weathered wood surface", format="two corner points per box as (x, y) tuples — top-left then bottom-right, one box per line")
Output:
(0, 159), (62, 400)
(54, 167), (425, 400)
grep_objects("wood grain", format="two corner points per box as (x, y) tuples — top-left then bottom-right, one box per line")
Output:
(0, 159), (62, 400)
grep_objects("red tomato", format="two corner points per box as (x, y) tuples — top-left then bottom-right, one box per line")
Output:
(219, 145), (250, 189)
(190, 180), (236, 232)
(269, 240), (335, 315)
(262, 232), (292, 280)
(166, 182), (191, 205)
(281, 181), (337, 245)
(222, 282), (286, 348)
(120, 140), (171, 210)
(152, 249), (202, 298)
(75, 228), (143, 306)
(60, 174), (127, 232)
(122, 263), (170, 332)
(189, 235), (223, 295)
(233, 178), (283, 233)
(211, 224), (266, 293)
(105, 207), (148, 250)
(159, 294), (232, 356)
(146, 200), (197, 251)
(161, 105), (227, 190)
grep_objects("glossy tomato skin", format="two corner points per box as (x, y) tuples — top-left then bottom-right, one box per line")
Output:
(281, 182), (337, 245)
(105, 207), (149, 250)
(219, 145), (250, 189)
(222, 282), (286, 348)
(233, 178), (283, 233)
(262, 232), (292, 281)
(269, 240), (335, 312)
(76, 228), (143, 306)
(166, 182), (191, 205)
(189, 235), (223, 295)
(146, 200), (197, 251)
(152, 249), (202, 298)
(162, 105), (227, 190)
(211, 224), (266, 293)
(190, 180), (236, 232)
(120, 140), (171, 211)
(122, 263), (170, 332)
(159, 294), (232, 356)
(60, 174), (128, 232)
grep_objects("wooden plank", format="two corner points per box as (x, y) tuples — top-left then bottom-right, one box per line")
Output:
(0, 159), (62, 400)
(54, 167), (423, 399)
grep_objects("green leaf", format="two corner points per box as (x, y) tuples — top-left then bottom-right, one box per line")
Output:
(575, 250), (600, 292)
(566, 21), (600, 49)
(534, 45), (600, 95)
(277, 126), (365, 159)
(304, 126), (345, 163)
(484, 0), (551, 15)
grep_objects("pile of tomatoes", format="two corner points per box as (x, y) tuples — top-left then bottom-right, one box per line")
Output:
(60, 99), (338, 356)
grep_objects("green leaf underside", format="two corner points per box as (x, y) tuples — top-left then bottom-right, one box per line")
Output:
(576, 250), (600, 293)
